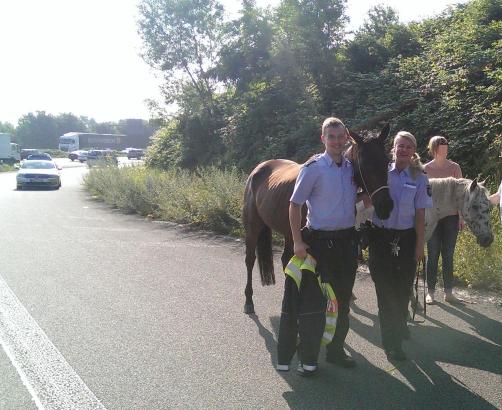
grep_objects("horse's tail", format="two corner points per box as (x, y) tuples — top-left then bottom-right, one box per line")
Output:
(243, 164), (275, 286)
(256, 225), (275, 286)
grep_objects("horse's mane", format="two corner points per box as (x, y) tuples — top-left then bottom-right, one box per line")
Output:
(429, 177), (489, 214)
(357, 130), (381, 142)
(429, 177), (488, 194)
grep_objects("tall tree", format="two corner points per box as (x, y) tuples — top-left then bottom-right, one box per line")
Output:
(216, 0), (273, 90)
(0, 121), (15, 139)
(54, 113), (88, 137)
(138, 0), (224, 116)
(16, 112), (58, 148)
(274, 0), (348, 112)
(138, 0), (228, 167)
(346, 5), (420, 73)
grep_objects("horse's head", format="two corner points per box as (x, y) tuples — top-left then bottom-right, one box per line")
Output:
(461, 179), (494, 247)
(349, 123), (393, 220)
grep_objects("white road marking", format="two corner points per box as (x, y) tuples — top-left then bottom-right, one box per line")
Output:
(0, 275), (106, 410)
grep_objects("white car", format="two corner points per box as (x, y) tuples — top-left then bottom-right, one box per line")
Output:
(16, 160), (61, 190)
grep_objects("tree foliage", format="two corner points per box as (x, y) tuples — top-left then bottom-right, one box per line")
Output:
(9, 112), (157, 149)
(140, 0), (501, 179)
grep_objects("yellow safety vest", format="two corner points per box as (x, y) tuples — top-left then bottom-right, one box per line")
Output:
(284, 254), (338, 346)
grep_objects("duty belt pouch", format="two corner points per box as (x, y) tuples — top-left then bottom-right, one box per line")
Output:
(301, 226), (313, 245)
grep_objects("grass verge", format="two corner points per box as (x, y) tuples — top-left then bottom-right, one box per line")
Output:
(83, 164), (245, 236)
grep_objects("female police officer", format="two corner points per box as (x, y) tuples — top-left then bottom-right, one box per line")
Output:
(368, 131), (432, 361)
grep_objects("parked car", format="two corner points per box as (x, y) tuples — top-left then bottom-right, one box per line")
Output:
(16, 160), (61, 190)
(87, 149), (118, 167)
(26, 153), (53, 161)
(78, 151), (88, 162)
(69, 150), (87, 161)
(127, 148), (144, 160)
(20, 149), (40, 160)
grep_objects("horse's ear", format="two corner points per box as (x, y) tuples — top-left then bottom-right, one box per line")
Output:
(469, 178), (478, 193)
(349, 130), (364, 145)
(377, 123), (390, 144)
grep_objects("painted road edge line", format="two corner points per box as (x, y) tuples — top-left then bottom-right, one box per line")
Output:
(0, 275), (106, 410)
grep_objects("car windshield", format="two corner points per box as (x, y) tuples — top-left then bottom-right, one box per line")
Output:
(21, 161), (56, 169)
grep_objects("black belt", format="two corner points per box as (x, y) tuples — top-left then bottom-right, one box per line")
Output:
(372, 226), (414, 234)
(308, 227), (355, 240)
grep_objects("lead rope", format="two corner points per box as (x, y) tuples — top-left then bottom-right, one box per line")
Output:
(411, 257), (427, 323)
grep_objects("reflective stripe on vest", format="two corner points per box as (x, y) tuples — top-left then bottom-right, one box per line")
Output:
(284, 255), (338, 346)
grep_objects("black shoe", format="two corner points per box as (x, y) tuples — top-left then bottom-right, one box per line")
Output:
(297, 363), (318, 377)
(326, 350), (357, 368)
(385, 349), (407, 362)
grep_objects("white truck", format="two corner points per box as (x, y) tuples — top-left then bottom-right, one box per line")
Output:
(59, 132), (125, 152)
(0, 133), (21, 164)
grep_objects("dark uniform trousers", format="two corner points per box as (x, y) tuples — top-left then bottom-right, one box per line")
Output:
(368, 227), (416, 352)
(277, 228), (357, 366)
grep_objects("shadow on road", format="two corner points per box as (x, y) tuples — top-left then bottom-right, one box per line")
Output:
(248, 299), (500, 409)
(437, 302), (502, 347)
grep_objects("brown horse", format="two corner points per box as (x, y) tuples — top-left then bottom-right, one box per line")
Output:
(242, 124), (394, 314)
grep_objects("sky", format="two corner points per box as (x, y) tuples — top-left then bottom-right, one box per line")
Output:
(0, 0), (467, 125)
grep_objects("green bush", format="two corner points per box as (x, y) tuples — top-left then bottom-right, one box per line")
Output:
(454, 208), (502, 291)
(0, 163), (16, 172)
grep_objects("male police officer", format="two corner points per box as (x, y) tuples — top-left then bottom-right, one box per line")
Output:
(277, 117), (359, 376)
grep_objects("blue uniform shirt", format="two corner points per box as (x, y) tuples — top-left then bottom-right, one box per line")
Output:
(291, 152), (357, 230)
(373, 163), (433, 229)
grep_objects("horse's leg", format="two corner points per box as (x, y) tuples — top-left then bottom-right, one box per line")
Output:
(244, 229), (258, 314)
(244, 204), (270, 313)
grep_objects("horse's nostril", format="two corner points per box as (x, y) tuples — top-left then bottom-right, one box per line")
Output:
(478, 235), (494, 247)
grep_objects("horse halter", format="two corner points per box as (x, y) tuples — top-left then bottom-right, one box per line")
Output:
(355, 147), (389, 200)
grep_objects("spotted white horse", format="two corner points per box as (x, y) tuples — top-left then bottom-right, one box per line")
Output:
(357, 177), (494, 247)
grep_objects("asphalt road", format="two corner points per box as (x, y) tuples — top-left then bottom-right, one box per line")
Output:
(0, 160), (501, 409)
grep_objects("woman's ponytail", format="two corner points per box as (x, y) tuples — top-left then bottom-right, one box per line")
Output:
(409, 152), (424, 180)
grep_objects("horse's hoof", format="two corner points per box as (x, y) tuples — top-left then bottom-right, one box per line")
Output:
(244, 304), (255, 314)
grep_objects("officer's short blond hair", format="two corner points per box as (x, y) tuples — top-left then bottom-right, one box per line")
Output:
(322, 117), (347, 137)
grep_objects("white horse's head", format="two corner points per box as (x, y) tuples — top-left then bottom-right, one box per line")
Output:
(461, 179), (494, 247)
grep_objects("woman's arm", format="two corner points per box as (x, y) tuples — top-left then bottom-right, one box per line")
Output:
(489, 192), (501, 205)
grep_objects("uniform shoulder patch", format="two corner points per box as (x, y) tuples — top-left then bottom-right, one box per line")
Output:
(304, 153), (322, 167)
